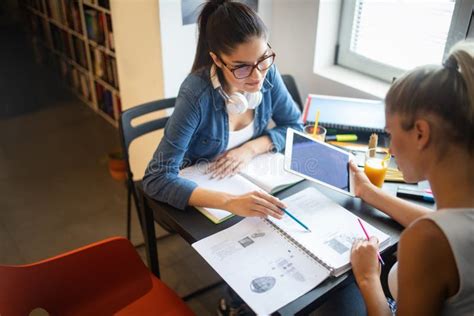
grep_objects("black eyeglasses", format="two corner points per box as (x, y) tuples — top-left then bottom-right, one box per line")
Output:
(219, 45), (276, 79)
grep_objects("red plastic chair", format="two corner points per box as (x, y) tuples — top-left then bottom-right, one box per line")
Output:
(0, 237), (195, 316)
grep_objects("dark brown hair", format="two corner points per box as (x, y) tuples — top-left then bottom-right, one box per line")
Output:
(191, 0), (268, 73)
(385, 40), (474, 155)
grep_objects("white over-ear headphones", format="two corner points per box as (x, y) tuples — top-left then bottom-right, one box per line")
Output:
(210, 64), (262, 115)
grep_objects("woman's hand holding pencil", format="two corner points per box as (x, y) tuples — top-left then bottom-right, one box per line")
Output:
(350, 235), (382, 285)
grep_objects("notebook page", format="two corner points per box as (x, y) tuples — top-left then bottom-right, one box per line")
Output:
(192, 217), (330, 315)
(269, 187), (390, 275)
(240, 153), (304, 193)
(180, 163), (260, 222)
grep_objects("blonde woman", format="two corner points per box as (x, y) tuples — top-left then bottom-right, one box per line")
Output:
(350, 40), (474, 315)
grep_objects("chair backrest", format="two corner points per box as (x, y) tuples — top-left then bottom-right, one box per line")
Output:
(281, 74), (303, 112)
(0, 237), (152, 315)
(119, 98), (176, 181)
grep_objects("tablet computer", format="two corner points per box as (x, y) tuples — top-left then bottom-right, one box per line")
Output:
(284, 129), (355, 196)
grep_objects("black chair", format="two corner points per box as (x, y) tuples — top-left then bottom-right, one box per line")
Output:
(121, 98), (224, 299)
(282, 74), (304, 112)
(119, 98), (176, 242)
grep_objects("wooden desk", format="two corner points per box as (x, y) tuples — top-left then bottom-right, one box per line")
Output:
(138, 179), (435, 315)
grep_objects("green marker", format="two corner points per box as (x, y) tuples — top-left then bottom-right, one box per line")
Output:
(326, 134), (358, 142)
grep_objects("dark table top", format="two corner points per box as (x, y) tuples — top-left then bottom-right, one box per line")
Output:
(143, 179), (436, 315)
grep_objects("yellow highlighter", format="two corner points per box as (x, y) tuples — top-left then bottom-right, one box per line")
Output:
(325, 134), (358, 142)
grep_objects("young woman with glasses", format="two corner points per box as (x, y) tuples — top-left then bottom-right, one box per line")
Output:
(143, 0), (302, 219)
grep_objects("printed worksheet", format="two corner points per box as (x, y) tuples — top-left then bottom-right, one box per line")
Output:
(269, 187), (390, 275)
(192, 217), (330, 315)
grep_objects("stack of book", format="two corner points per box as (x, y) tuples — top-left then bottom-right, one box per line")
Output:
(50, 25), (74, 59)
(45, 0), (67, 25)
(64, 0), (83, 34)
(72, 37), (87, 68)
(84, 9), (105, 44)
(90, 47), (119, 88)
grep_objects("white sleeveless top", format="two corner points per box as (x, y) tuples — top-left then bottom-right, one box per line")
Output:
(226, 120), (255, 150)
(388, 208), (474, 315)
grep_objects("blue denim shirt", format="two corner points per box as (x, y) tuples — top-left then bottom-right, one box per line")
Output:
(143, 65), (303, 210)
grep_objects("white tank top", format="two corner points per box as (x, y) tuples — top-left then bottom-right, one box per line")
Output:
(226, 120), (255, 150)
(388, 208), (474, 315)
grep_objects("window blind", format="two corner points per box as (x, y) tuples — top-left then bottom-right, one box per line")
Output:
(349, 0), (455, 71)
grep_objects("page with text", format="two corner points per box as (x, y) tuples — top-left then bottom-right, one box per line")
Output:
(193, 217), (330, 315)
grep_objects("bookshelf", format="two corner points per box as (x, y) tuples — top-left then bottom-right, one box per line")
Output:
(20, 0), (121, 127)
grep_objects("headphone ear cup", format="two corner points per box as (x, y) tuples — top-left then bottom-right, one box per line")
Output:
(246, 91), (262, 109)
(226, 92), (248, 115)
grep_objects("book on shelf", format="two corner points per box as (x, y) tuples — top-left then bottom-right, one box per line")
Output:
(95, 82), (114, 119)
(106, 15), (114, 50)
(105, 55), (113, 85)
(303, 94), (386, 133)
(79, 73), (90, 99)
(90, 46), (119, 88)
(28, 13), (49, 43)
(64, 0), (83, 34)
(193, 187), (391, 315)
(110, 58), (119, 88)
(98, 10), (107, 44)
(51, 26), (74, 61)
(115, 95), (122, 113)
(45, 0), (66, 25)
(71, 68), (80, 90)
(59, 0), (69, 28)
(92, 47), (104, 77)
(179, 152), (304, 223)
(84, 9), (100, 43)
(84, 9), (105, 44)
(105, 56), (118, 88)
(72, 37), (87, 68)
(50, 25), (66, 55)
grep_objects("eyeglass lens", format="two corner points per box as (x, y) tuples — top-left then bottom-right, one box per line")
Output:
(233, 55), (275, 79)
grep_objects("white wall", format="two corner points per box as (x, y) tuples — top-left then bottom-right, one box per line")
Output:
(158, 0), (198, 97)
(111, 0), (165, 110)
(112, 0), (167, 179)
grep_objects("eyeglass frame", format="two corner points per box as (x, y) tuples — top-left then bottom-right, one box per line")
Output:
(217, 44), (276, 79)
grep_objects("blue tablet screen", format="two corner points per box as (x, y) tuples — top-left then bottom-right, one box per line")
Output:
(290, 133), (350, 192)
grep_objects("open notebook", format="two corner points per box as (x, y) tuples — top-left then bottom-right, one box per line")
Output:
(193, 187), (390, 314)
(179, 153), (304, 223)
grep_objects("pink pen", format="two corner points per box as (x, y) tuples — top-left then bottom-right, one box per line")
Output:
(357, 218), (385, 265)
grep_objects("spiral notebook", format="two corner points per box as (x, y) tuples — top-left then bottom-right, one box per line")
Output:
(302, 94), (386, 133)
(192, 187), (390, 314)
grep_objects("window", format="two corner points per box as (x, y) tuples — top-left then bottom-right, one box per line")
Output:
(337, 0), (472, 82)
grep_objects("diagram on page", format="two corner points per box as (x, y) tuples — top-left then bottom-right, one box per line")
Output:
(193, 217), (330, 315)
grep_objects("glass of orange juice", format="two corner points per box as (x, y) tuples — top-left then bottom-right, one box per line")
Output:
(303, 124), (327, 141)
(364, 148), (391, 188)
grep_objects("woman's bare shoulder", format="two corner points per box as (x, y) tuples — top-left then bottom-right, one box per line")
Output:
(398, 217), (459, 296)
